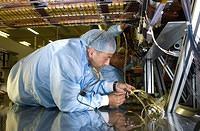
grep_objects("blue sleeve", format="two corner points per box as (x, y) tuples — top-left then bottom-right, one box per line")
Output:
(50, 54), (109, 112)
(100, 65), (124, 82)
(81, 79), (114, 95)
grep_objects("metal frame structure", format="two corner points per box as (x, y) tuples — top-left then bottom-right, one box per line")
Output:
(144, 59), (154, 94)
(144, 0), (200, 113)
(166, 0), (200, 113)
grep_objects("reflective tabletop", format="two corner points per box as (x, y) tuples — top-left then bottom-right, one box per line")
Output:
(1, 93), (200, 131)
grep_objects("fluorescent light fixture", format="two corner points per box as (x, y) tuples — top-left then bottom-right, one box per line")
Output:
(0, 31), (10, 38)
(98, 25), (103, 30)
(19, 41), (31, 46)
(27, 28), (39, 35)
(49, 40), (53, 43)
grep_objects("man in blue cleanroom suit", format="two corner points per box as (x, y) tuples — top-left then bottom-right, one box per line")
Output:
(7, 24), (134, 112)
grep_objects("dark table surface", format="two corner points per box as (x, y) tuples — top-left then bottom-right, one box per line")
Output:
(1, 92), (200, 131)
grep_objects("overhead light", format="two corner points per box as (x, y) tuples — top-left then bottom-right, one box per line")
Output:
(49, 40), (53, 43)
(19, 41), (31, 46)
(98, 25), (103, 30)
(0, 31), (10, 38)
(27, 28), (39, 35)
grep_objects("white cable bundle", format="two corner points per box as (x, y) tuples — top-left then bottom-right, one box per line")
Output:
(148, 26), (180, 57)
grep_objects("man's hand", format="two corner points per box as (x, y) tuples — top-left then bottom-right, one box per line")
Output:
(108, 92), (125, 108)
(115, 82), (135, 94)
(108, 110), (136, 131)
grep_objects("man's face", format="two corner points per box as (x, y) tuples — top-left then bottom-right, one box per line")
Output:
(88, 48), (113, 70)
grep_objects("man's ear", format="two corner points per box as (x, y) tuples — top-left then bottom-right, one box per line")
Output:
(87, 48), (96, 57)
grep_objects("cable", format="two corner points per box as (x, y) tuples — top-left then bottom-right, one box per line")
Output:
(77, 67), (100, 109)
(80, 67), (100, 94)
(76, 93), (96, 110)
(123, 32), (129, 83)
(126, 110), (146, 128)
(122, 31), (165, 121)
(129, 89), (165, 121)
(77, 94), (114, 129)
(144, 11), (150, 25)
(149, 26), (180, 57)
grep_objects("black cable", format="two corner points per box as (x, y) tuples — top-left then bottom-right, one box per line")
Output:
(76, 93), (113, 129)
(76, 93), (96, 110)
(80, 67), (100, 95)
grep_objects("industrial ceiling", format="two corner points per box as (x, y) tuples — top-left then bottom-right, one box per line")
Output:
(0, 0), (141, 49)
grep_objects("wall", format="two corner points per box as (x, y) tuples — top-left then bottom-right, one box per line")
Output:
(0, 36), (34, 88)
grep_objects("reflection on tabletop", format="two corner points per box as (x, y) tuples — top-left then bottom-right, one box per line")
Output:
(1, 93), (200, 131)
(1, 105), (200, 131)
(5, 105), (146, 131)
